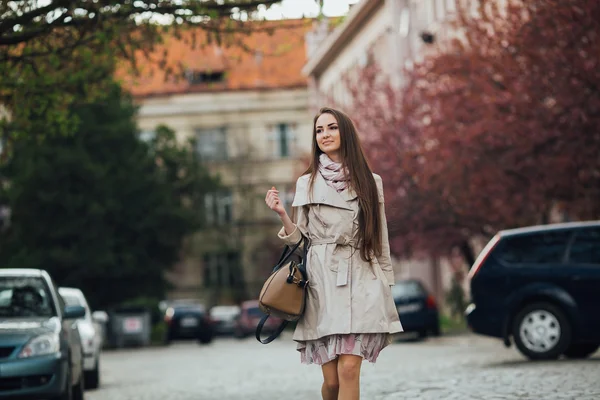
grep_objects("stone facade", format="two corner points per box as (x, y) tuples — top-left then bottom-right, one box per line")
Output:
(119, 20), (314, 305)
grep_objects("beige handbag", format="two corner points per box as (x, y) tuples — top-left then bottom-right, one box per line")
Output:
(256, 237), (309, 344)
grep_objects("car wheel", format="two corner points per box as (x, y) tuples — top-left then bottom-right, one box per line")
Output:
(198, 330), (213, 345)
(233, 328), (245, 339)
(84, 358), (100, 390)
(417, 329), (428, 339)
(53, 365), (72, 400)
(163, 331), (173, 345)
(72, 365), (85, 400)
(563, 343), (599, 359)
(512, 302), (571, 360)
(431, 323), (441, 337)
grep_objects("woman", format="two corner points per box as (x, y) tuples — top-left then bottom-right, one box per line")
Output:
(264, 107), (403, 400)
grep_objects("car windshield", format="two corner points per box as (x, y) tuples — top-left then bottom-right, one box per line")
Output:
(391, 281), (426, 300)
(174, 305), (205, 314)
(0, 276), (56, 318)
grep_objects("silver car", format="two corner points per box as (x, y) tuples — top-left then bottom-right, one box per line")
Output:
(58, 287), (106, 390)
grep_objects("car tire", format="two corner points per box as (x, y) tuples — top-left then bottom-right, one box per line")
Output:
(563, 343), (599, 359)
(233, 329), (245, 339)
(198, 330), (213, 345)
(163, 331), (173, 345)
(512, 302), (571, 360)
(72, 365), (85, 400)
(431, 323), (441, 337)
(418, 329), (428, 339)
(84, 359), (100, 390)
(53, 365), (72, 400)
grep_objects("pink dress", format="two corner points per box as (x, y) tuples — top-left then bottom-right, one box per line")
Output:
(298, 333), (392, 365)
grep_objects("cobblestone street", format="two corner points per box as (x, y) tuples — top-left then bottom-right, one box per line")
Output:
(87, 334), (600, 400)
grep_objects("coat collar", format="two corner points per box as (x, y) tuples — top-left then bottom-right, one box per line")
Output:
(292, 173), (357, 210)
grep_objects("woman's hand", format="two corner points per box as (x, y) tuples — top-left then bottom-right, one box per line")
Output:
(265, 186), (287, 217)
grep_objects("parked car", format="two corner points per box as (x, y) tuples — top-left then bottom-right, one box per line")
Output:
(392, 279), (440, 338)
(210, 305), (241, 336)
(59, 287), (107, 390)
(0, 269), (86, 399)
(234, 300), (283, 339)
(466, 221), (600, 360)
(163, 302), (213, 344)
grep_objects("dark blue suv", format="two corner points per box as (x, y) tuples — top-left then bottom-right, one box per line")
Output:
(466, 221), (600, 360)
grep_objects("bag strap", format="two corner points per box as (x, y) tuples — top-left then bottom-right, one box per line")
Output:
(272, 237), (304, 273)
(255, 315), (288, 344)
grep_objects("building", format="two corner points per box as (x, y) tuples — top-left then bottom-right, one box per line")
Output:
(118, 19), (314, 305)
(304, 0), (456, 107)
(302, 0), (458, 305)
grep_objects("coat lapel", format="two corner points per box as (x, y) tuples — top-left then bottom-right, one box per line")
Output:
(292, 173), (354, 210)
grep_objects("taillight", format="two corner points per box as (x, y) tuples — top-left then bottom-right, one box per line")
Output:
(467, 234), (501, 280)
(164, 307), (174, 324)
(425, 295), (436, 309)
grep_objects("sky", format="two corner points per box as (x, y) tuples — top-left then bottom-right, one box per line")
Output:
(259, 0), (360, 19)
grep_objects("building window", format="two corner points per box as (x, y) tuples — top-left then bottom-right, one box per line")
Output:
(204, 190), (233, 226)
(436, 0), (445, 20)
(399, 7), (411, 37)
(270, 123), (296, 158)
(186, 69), (225, 85)
(203, 252), (240, 288)
(196, 127), (228, 161)
(426, 0), (436, 25)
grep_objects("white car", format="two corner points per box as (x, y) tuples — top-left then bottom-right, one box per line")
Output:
(210, 305), (241, 336)
(59, 287), (107, 390)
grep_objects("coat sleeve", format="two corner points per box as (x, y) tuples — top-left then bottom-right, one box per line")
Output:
(277, 176), (308, 249)
(277, 205), (308, 248)
(375, 175), (396, 286)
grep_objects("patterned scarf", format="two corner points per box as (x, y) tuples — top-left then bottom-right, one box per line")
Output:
(318, 153), (349, 193)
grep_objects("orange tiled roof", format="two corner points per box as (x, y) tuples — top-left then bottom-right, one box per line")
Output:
(117, 19), (313, 98)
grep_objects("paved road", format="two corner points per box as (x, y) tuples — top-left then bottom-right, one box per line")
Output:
(87, 333), (600, 400)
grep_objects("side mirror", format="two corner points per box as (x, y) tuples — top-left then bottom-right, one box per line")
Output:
(92, 311), (109, 324)
(64, 305), (86, 320)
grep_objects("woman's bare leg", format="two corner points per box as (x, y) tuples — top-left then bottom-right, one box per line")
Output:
(337, 354), (362, 400)
(321, 358), (339, 400)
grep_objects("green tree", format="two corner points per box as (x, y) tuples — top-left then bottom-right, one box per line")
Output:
(147, 124), (218, 222)
(0, 0), (285, 140)
(0, 83), (217, 309)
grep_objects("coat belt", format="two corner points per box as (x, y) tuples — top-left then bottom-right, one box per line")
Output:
(311, 235), (357, 287)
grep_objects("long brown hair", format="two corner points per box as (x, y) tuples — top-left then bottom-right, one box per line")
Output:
(303, 107), (382, 262)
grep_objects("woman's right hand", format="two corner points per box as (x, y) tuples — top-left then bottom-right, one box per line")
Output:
(265, 186), (287, 217)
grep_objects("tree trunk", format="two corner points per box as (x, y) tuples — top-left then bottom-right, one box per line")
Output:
(459, 240), (476, 270)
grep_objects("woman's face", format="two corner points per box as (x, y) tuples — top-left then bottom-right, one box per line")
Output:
(315, 112), (341, 159)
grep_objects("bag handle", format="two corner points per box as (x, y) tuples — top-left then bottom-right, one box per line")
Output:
(255, 315), (288, 344)
(272, 236), (305, 273)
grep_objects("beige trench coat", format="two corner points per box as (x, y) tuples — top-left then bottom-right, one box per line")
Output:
(278, 173), (403, 342)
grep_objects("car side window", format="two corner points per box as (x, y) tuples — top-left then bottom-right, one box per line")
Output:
(568, 228), (600, 265)
(497, 230), (571, 264)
